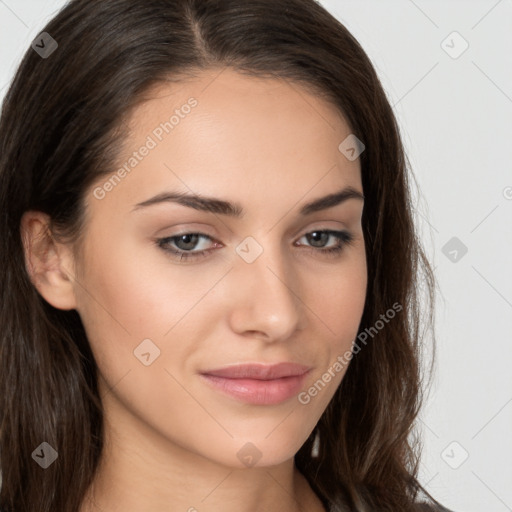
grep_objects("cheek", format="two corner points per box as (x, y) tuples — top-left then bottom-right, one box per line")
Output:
(72, 235), (166, 381)
(306, 254), (366, 387)
(73, 234), (230, 386)
(307, 250), (367, 341)
(297, 262), (367, 422)
(75, 231), (217, 334)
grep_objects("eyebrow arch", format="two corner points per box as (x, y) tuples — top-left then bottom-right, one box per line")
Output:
(131, 186), (364, 217)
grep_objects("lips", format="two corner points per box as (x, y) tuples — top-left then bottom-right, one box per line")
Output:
(200, 363), (311, 405)
(202, 362), (311, 380)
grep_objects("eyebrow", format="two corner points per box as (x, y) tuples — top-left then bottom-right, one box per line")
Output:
(131, 186), (364, 217)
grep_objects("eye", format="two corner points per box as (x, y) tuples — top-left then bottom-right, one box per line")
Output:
(296, 230), (354, 258)
(155, 229), (355, 262)
(155, 233), (218, 262)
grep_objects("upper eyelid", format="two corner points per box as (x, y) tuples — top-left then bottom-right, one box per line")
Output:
(159, 219), (354, 238)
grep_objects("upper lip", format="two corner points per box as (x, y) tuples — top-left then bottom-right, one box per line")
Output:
(201, 363), (311, 380)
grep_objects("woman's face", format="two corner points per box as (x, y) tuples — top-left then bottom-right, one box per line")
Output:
(72, 67), (367, 468)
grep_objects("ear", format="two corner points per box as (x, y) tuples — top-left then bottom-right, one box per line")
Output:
(20, 211), (78, 310)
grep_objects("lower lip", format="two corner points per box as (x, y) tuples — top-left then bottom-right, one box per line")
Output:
(200, 372), (309, 405)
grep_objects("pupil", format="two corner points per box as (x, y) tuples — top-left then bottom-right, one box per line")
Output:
(309, 231), (326, 247)
(178, 234), (198, 250)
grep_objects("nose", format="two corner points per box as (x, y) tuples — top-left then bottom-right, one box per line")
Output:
(227, 240), (305, 342)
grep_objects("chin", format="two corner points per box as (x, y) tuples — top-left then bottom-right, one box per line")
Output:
(227, 434), (309, 469)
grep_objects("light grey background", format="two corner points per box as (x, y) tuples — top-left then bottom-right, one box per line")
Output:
(1, 1), (511, 511)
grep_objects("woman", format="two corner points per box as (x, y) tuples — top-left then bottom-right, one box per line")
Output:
(0, 0), (452, 510)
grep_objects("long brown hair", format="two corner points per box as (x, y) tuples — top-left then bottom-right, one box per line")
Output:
(0, 0), (442, 510)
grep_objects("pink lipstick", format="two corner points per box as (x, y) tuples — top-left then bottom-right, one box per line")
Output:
(200, 362), (311, 405)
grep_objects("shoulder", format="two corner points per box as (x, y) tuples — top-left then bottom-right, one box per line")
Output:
(415, 502), (456, 512)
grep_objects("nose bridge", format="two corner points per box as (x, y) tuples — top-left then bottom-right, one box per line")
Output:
(229, 235), (303, 339)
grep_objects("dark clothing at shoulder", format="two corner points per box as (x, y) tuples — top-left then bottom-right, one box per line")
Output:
(416, 502), (455, 512)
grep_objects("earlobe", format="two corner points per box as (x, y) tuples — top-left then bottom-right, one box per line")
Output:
(20, 211), (78, 311)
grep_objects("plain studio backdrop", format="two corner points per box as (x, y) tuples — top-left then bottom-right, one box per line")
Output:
(1, 1), (511, 511)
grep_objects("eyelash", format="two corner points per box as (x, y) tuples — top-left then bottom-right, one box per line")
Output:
(155, 229), (355, 262)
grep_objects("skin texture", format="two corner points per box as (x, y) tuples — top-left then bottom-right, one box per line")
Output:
(21, 67), (367, 512)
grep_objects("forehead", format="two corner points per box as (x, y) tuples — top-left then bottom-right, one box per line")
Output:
(88, 67), (362, 215)
(130, 67), (352, 146)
